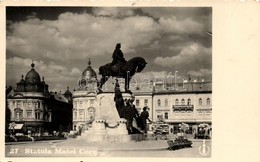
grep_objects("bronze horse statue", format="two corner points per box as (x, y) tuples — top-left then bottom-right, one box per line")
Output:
(98, 57), (147, 92)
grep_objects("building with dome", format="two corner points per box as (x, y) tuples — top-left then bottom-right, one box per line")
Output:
(72, 59), (98, 133)
(6, 63), (73, 135)
(71, 59), (212, 138)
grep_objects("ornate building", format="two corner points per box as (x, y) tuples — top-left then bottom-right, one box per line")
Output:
(6, 63), (51, 134)
(71, 59), (212, 137)
(6, 63), (72, 135)
(151, 81), (212, 137)
(72, 59), (98, 132)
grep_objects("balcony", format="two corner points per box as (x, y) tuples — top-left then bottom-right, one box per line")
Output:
(172, 105), (194, 111)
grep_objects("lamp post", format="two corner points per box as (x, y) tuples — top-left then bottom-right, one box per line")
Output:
(10, 122), (16, 136)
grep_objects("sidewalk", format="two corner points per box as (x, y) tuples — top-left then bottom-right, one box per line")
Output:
(5, 136), (211, 152)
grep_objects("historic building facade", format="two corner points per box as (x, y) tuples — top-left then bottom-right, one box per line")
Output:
(6, 63), (72, 135)
(71, 59), (212, 137)
(72, 59), (98, 132)
(134, 81), (212, 136)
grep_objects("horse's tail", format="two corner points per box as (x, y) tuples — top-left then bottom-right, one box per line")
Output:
(98, 66), (103, 75)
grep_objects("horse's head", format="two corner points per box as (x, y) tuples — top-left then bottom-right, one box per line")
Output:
(134, 57), (147, 72)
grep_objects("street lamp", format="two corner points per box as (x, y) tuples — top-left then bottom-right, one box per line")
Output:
(10, 122), (16, 135)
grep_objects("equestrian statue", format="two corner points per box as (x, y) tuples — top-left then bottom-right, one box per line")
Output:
(98, 43), (147, 93)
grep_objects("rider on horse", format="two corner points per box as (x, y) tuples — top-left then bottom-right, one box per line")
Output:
(111, 43), (126, 74)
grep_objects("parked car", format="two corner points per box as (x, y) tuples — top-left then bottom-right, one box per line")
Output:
(15, 133), (24, 136)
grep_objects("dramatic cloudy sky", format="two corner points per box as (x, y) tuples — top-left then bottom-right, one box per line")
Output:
(6, 7), (212, 92)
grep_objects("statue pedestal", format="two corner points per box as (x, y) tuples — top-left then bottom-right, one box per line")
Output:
(81, 92), (139, 143)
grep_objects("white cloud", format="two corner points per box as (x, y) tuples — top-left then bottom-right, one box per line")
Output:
(7, 12), (161, 61)
(159, 17), (204, 35)
(154, 43), (211, 67)
(6, 57), (82, 91)
(187, 68), (211, 77)
(92, 7), (134, 17)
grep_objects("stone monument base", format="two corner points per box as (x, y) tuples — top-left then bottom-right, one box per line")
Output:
(79, 92), (145, 143)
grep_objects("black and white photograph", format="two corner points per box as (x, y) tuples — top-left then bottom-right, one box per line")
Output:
(5, 6), (212, 157)
(2, 2), (260, 162)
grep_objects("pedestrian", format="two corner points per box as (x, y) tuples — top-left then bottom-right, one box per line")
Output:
(140, 107), (152, 133)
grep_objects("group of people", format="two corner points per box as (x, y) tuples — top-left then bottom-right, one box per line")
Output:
(121, 98), (151, 134)
(115, 92), (151, 134)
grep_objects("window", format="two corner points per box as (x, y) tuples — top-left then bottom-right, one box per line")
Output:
(28, 102), (31, 108)
(165, 99), (168, 107)
(187, 98), (191, 105)
(80, 101), (83, 107)
(37, 101), (40, 108)
(88, 107), (95, 119)
(79, 109), (84, 119)
(136, 99), (140, 106)
(74, 101), (77, 108)
(17, 101), (21, 108)
(144, 99), (148, 106)
(181, 99), (185, 105)
(165, 112), (168, 119)
(90, 100), (94, 107)
(27, 110), (32, 118)
(157, 99), (161, 106)
(199, 98), (203, 105)
(35, 110), (41, 120)
(14, 108), (23, 120)
(157, 115), (163, 119)
(207, 98), (211, 105)
(73, 110), (77, 119)
(175, 99), (179, 105)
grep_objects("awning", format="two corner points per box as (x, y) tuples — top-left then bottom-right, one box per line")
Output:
(9, 124), (24, 130)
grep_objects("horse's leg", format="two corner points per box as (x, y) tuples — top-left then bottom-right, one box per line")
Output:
(102, 75), (110, 90)
(125, 72), (132, 93)
(98, 75), (110, 93)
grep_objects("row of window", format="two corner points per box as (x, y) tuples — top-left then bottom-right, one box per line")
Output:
(157, 111), (211, 120)
(73, 108), (95, 119)
(73, 100), (95, 108)
(135, 98), (211, 107)
(157, 98), (211, 107)
(135, 99), (149, 107)
(9, 101), (42, 108)
(13, 110), (44, 120)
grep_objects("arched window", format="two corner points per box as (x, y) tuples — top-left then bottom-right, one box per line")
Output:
(165, 99), (168, 107)
(175, 99), (179, 105)
(187, 98), (191, 105)
(157, 99), (161, 106)
(207, 98), (211, 105)
(14, 108), (23, 120)
(199, 98), (203, 105)
(181, 99), (185, 105)
(87, 107), (95, 118)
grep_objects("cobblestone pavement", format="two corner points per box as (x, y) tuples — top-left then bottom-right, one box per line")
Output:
(5, 137), (211, 157)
